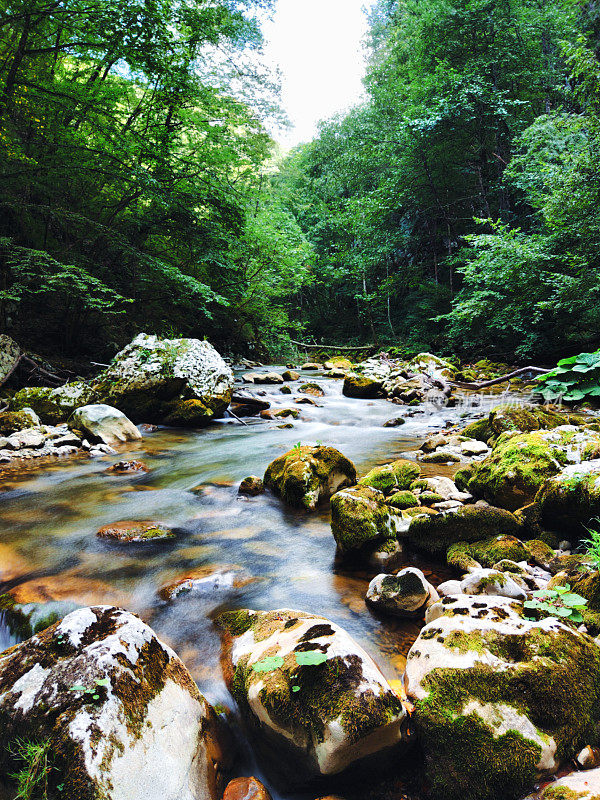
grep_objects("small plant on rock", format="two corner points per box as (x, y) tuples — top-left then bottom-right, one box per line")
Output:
(524, 584), (588, 624)
(583, 518), (600, 570)
(7, 739), (55, 800)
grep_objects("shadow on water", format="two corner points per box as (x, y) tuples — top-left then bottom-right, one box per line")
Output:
(0, 369), (523, 798)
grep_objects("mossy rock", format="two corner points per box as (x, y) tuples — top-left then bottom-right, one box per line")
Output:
(447, 542), (481, 572)
(0, 594), (80, 640)
(331, 485), (403, 552)
(524, 539), (556, 569)
(420, 450), (461, 464)
(388, 490), (419, 510)
(264, 445), (356, 511)
(359, 459), (421, 495)
(217, 608), (407, 781)
(469, 535), (529, 567)
(454, 465), (474, 491)
(407, 505), (520, 560)
(463, 429), (596, 512)
(488, 403), (567, 438)
(342, 374), (383, 399)
(406, 594), (600, 800)
(420, 491), (444, 505)
(549, 565), (600, 611)
(10, 382), (94, 424)
(460, 417), (493, 443)
(0, 408), (41, 435)
(535, 461), (600, 540)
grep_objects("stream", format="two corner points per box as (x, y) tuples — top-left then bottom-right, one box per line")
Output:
(0, 368), (520, 798)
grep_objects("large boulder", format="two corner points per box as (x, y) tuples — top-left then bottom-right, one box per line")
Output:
(406, 504), (520, 559)
(0, 407), (40, 434)
(70, 404), (141, 445)
(406, 594), (600, 800)
(264, 445), (356, 511)
(331, 485), (405, 552)
(11, 382), (94, 424)
(0, 334), (20, 386)
(0, 606), (230, 800)
(462, 427), (600, 511)
(217, 608), (407, 782)
(534, 460), (600, 539)
(93, 334), (234, 425)
(487, 403), (567, 438)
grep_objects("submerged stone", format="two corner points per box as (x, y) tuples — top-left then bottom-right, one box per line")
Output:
(97, 520), (174, 542)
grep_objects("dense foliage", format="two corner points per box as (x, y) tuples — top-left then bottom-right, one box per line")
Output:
(275, 0), (600, 361)
(0, 0), (312, 357)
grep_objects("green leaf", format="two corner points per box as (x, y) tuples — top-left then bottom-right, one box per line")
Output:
(292, 685), (301, 692)
(295, 651), (328, 666)
(70, 685), (88, 692)
(95, 678), (110, 687)
(554, 606), (572, 617)
(251, 656), (285, 673)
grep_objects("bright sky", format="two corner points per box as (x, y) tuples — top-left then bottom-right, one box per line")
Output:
(262, 0), (375, 149)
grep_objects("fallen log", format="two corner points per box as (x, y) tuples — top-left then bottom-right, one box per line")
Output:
(288, 338), (375, 352)
(450, 366), (550, 390)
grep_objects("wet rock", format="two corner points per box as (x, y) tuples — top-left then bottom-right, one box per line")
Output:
(159, 568), (249, 601)
(459, 568), (527, 600)
(436, 579), (463, 596)
(10, 381), (95, 424)
(246, 372), (284, 385)
(238, 476), (264, 496)
(542, 769), (600, 799)
(51, 431), (82, 448)
(407, 505), (520, 559)
(0, 334), (20, 385)
(406, 594), (600, 800)
(331, 485), (405, 553)
(280, 385), (292, 394)
(421, 433), (448, 453)
(97, 520), (174, 542)
(282, 370), (300, 381)
(388, 490), (419, 509)
(94, 333), (234, 425)
(534, 460), (600, 539)
(295, 396), (319, 406)
(366, 568), (439, 618)
(273, 408), (300, 419)
(223, 777), (272, 800)
(300, 362), (323, 370)
(0, 606), (230, 800)
(299, 382), (325, 397)
(6, 427), (45, 449)
(417, 476), (471, 503)
(487, 402), (567, 439)
(407, 352), (456, 382)
(463, 427), (600, 511)
(277, 423), (294, 429)
(264, 445), (356, 511)
(0, 407), (40, 434)
(383, 417), (406, 428)
(359, 459), (420, 495)
(106, 459), (149, 474)
(524, 539), (556, 569)
(577, 745), (600, 769)
(70, 404), (142, 445)
(324, 358), (353, 371)
(343, 373), (383, 399)
(420, 449), (461, 464)
(217, 608), (407, 782)
(460, 439), (490, 456)
(230, 392), (270, 416)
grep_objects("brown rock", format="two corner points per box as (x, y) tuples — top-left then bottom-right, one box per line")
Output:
(301, 362), (323, 370)
(106, 459), (149, 474)
(97, 520), (174, 542)
(239, 476), (264, 496)
(299, 382), (325, 397)
(282, 370), (300, 381)
(223, 777), (272, 800)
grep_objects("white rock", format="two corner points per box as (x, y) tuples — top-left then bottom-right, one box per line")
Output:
(436, 579), (463, 597)
(460, 568), (527, 600)
(70, 404), (141, 445)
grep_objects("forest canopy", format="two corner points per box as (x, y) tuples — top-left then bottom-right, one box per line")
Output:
(2, 0), (600, 362)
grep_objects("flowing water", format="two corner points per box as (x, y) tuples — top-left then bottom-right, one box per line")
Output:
(0, 369), (520, 798)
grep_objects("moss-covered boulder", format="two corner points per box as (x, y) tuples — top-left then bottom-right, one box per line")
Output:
(388, 490), (419, 509)
(524, 539), (556, 569)
(0, 606), (230, 800)
(217, 608), (407, 782)
(264, 445), (356, 511)
(488, 403), (567, 437)
(10, 382), (94, 424)
(463, 427), (600, 511)
(406, 594), (600, 800)
(358, 459), (420, 495)
(460, 416), (494, 443)
(93, 333), (233, 425)
(330, 485), (405, 552)
(407, 505), (520, 559)
(0, 407), (40, 434)
(0, 594), (80, 640)
(342, 373), (383, 398)
(469, 534), (529, 567)
(535, 460), (600, 539)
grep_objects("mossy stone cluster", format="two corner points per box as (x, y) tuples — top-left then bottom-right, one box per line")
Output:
(264, 445), (357, 511)
(331, 485), (402, 552)
(342, 373), (383, 398)
(534, 462), (600, 539)
(406, 595), (600, 800)
(407, 504), (520, 559)
(456, 534), (529, 568)
(358, 459), (421, 494)
(460, 403), (568, 445)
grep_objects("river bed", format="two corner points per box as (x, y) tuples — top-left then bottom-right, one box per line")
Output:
(0, 368), (523, 798)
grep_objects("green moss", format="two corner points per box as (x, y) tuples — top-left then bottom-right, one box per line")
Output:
(388, 490), (419, 509)
(161, 397), (213, 426)
(542, 788), (587, 800)
(331, 485), (398, 551)
(420, 491), (444, 505)
(447, 542), (481, 572)
(460, 417), (493, 443)
(454, 466), (474, 491)
(359, 459), (421, 494)
(343, 374), (383, 398)
(470, 535), (529, 567)
(408, 505), (520, 560)
(421, 451), (461, 464)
